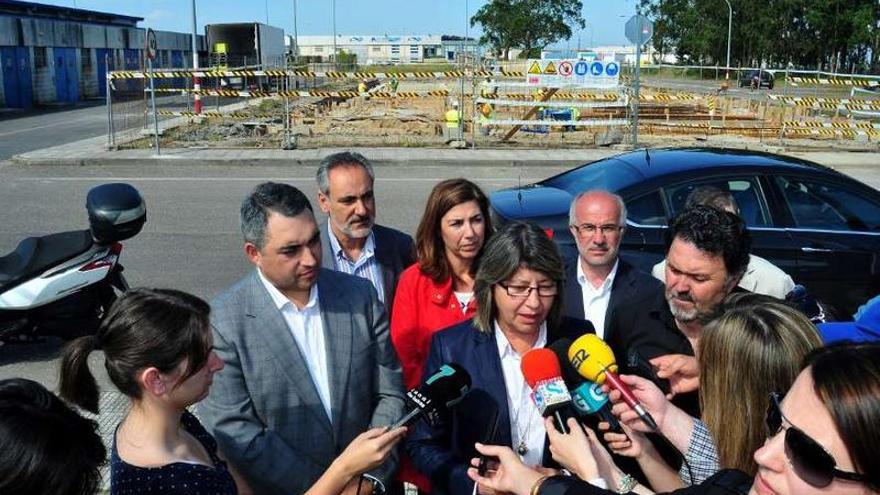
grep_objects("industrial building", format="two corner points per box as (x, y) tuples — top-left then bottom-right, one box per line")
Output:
(290, 34), (479, 64)
(0, 0), (205, 108)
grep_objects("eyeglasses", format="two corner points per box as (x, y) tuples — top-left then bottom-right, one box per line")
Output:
(765, 392), (868, 487)
(498, 283), (558, 298)
(571, 224), (623, 237)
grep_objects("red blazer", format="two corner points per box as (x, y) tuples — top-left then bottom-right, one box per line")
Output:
(391, 263), (478, 390)
(391, 263), (477, 491)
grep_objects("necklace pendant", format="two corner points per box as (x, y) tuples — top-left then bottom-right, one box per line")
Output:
(516, 441), (528, 456)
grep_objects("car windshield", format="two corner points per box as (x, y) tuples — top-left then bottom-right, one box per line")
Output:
(541, 158), (643, 194)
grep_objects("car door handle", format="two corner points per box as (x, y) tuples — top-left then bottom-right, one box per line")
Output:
(801, 247), (834, 253)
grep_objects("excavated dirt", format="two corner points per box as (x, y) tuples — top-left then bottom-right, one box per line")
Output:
(123, 78), (880, 151)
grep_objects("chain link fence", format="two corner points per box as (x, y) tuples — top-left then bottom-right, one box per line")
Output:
(103, 59), (880, 151)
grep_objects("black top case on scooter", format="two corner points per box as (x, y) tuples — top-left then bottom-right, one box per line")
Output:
(86, 183), (146, 245)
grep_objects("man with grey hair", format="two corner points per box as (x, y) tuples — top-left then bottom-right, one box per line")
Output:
(563, 190), (661, 339)
(317, 151), (415, 315)
(200, 181), (405, 494)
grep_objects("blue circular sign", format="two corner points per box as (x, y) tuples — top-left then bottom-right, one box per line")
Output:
(605, 62), (619, 76)
(574, 61), (589, 76)
(590, 61), (604, 76)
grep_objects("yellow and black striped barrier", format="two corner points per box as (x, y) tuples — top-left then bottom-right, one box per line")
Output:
(783, 120), (880, 129)
(788, 77), (880, 87)
(109, 69), (530, 80)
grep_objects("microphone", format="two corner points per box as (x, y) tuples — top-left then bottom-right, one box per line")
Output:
(391, 363), (471, 429)
(520, 348), (582, 434)
(567, 334), (658, 431)
(548, 339), (622, 433)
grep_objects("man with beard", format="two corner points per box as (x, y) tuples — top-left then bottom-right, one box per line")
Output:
(563, 190), (662, 338)
(317, 152), (415, 315)
(606, 205), (751, 416)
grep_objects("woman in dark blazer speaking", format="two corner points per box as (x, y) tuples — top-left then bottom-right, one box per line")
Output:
(407, 221), (595, 495)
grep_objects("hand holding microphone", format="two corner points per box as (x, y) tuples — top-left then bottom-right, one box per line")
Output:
(548, 339), (623, 434)
(567, 335), (659, 431)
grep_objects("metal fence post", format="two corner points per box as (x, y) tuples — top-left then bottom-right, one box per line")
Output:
(105, 55), (114, 150)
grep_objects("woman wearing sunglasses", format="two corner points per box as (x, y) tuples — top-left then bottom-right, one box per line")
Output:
(465, 342), (880, 495)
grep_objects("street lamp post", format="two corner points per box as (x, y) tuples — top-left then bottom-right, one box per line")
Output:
(292, 0), (299, 65)
(332, 0), (337, 66)
(724, 0), (732, 79)
(191, 0), (201, 114)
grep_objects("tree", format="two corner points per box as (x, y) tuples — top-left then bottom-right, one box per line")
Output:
(470, 0), (586, 59)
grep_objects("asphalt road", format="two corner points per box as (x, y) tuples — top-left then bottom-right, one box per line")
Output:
(0, 161), (570, 386)
(0, 101), (109, 160)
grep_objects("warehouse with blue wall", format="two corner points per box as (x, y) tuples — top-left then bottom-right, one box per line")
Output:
(0, 0), (205, 108)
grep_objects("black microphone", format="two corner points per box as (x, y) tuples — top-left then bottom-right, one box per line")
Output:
(549, 338), (623, 433)
(391, 363), (471, 429)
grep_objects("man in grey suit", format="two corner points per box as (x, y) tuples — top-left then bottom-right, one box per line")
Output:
(317, 152), (415, 315)
(199, 182), (406, 495)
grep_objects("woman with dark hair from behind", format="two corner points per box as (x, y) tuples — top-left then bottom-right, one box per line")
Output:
(59, 288), (238, 495)
(466, 342), (880, 495)
(58, 288), (405, 495)
(0, 377), (105, 495)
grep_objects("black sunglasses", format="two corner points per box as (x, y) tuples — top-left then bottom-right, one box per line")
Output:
(765, 392), (868, 488)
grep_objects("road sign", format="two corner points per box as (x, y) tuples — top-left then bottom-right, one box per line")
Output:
(625, 15), (653, 45)
(525, 59), (620, 88)
(605, 62), (620, 77)
(558, 61), (573, 77)
(146, 28), (158, 61)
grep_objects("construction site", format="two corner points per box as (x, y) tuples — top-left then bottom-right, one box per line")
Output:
(104, 62), (880, 152)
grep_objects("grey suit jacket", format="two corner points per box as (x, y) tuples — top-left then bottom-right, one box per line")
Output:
(198, 268), (406, 495)
(320, 223), (415, 315)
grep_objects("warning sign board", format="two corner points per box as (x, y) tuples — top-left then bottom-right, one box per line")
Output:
(559, 61), (573, 76)
(525, 59), (620, 88)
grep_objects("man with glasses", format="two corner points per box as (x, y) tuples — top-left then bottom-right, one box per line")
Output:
(563, 190), (661, 339)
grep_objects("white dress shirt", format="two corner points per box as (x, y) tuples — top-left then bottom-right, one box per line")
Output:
(576, 259), (618, 339)
(258, 269), (333, 422)
(327, 219), (386, 303)
(494, 321), (548, 468)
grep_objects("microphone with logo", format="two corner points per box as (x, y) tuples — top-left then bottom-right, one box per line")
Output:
(391, 363), (471, 429)
(548, 338), (622, 433)
(567, 334), (658, 431)
(520, 348), (582, 434)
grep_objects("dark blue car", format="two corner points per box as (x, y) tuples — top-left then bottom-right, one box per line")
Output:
(489, 147), (880, 317)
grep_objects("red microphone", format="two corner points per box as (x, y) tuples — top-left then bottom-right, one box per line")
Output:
(521, 348), (581, 435)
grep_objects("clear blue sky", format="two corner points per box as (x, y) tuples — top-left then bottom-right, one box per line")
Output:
(41, 0), (641, 47)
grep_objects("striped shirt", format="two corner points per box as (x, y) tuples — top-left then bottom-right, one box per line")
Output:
(327, 220), (386, 303)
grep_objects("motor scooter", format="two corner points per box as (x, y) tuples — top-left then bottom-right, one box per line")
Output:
(0, 183), (146, 342)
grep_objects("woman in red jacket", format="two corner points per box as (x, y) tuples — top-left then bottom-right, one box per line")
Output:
(391, 178), (492, 492)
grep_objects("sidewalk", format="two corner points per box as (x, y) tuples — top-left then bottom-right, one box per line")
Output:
(12, 131), (880, 171)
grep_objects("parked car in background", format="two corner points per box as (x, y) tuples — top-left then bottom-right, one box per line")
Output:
(739, 69), (774, 89)
(489, 148), (880, 317)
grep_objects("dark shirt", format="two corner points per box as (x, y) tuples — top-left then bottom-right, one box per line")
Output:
(111, 411), (238, 495)
(606, 285), (700, 417)
(538, 469), (751, 495)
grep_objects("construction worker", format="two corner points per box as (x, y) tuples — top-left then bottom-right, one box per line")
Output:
(567, 106), (580, 132)
(389, 75), (399, 94)
(479, 102), (494, 136)
(358, 79), (367, 94)
(444, 100), (462, 142)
